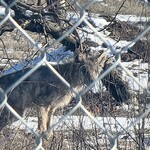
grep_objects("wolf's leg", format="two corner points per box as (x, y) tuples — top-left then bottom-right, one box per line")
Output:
(38, 106), (49, 134)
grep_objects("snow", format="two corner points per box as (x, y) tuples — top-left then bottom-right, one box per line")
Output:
(1, 8), (149, 140)
(122, 60), (148, 91)
(10, 115), (150, 139)
(0, 6), (15, 17)
(1, 13), (148, 89)
(90, 17), (110, 28)
(116, 14), (150, 23)
(3, 46), (74, 75)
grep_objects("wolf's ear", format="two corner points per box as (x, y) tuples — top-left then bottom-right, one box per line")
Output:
(74, 46), (107, 63)
(74, 48), (87, 63)
(86, 50), (105, 60)
(84, 49), (106, 62)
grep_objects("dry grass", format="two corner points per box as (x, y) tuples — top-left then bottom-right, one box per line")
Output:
(0, 1), (150, 149)
(78, 0), (150, 16)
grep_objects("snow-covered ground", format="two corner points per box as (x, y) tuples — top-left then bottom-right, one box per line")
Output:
(0, 6), (150, 148)
(2, 12), (149, 91)
(11, 116), (150, 133)
(3, 46), (74, 75)
(116, 14), (150, 23)
(123, 60), (148, 91)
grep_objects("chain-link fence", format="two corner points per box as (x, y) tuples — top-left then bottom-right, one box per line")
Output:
(0, 0), (150, 149)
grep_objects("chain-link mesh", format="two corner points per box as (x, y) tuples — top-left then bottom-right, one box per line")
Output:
(0, 0), (150, 150)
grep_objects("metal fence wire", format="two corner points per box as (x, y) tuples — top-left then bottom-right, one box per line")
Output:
(0, 0), (150, 150)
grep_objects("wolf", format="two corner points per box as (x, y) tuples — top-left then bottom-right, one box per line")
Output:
(0, 50), (107, 138)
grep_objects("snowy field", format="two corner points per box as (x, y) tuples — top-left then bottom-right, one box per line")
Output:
(3, 10), (149, 91)
(0, 3), (150, 149)
(3, 12), (150, 129)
